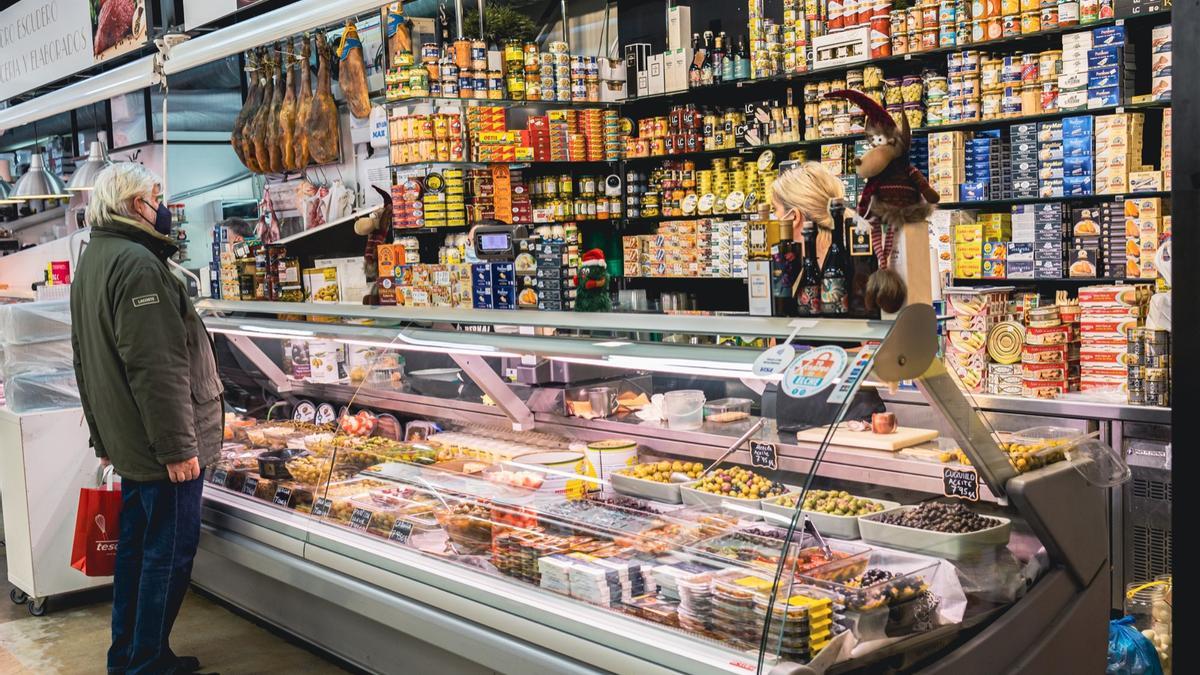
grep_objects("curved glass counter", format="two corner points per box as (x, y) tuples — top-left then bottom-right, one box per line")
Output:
(195, 300), (1110, 674)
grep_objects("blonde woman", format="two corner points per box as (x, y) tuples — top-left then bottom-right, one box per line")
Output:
(71, 162), (220, 675)
(769, 161), (846, 266)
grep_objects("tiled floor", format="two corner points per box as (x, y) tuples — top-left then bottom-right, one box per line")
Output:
(0, 534), (352, 674)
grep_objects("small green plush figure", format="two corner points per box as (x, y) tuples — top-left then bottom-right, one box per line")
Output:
(575, 248), (611, 312)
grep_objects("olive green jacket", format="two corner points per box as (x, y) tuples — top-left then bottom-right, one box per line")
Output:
(70, 215), (223, 482)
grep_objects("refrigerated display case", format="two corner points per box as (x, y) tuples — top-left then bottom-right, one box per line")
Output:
(193, 300), (1114, 674)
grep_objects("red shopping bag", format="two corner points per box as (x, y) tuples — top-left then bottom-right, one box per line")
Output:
(70, 467), (121, 577)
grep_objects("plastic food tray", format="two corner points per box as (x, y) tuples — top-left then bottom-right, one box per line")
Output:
(858, 506), (1012, 560)
(762, 493), (901, 540)
(609, 471), (683, 503)
(799, 551), (939, 612)
(679, 482), (776, 519)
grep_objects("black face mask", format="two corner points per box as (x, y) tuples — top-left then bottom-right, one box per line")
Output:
(140, 199), (173, 236)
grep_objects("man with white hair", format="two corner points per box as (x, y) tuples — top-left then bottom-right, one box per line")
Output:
(70, 162), (221, 675)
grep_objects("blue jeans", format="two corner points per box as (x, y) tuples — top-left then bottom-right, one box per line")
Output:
(107, 476), (204, 675)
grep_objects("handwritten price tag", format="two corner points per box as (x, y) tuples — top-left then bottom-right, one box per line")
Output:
(311, 498), (332, 517)
(272, 486), (293, 507)
(389, 520), (414, 544)
(943, 467), (980, 502)
(210, 469), (228, 487)
(349, 508), (373, 531)
(750, 441), (778, 470)
(241, 477), (259, 496)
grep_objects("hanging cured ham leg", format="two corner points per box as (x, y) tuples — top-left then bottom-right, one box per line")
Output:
(231, 53), (261, 170)
(265, 44), (287, 174)
(278, 48), (299, 172)
(249, 54), (276, 173)
(338, 21), (372, 119)
(307, 36), (341, 165)
(293, 37), (314, 171)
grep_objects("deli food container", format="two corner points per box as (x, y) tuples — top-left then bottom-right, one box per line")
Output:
(702, 398), (753, 423)
(858, 506), (1012, 560)
(256, 448), (309, 480)
(679, 482), (765, 518)
(762, 493), (901, 540)
(611, 471), (683, 504)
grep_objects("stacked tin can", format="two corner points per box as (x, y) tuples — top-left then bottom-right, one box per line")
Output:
(388, 110), (466, 164)
(886, 0), (1114, 56)
(1127, 328), (1170, 406)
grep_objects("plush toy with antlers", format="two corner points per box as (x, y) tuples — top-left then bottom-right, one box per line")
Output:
(824, 89), (940, 313)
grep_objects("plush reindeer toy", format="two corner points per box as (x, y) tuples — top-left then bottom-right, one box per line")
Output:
(824, 89), (940, 313)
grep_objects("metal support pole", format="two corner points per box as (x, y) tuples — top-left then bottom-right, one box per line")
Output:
(450, 353), (535, 431)
(560, 0), (569, 48)
(454, 0), (464, 39)
(477, 0), (485, 39)
(225, 334), (294, 394)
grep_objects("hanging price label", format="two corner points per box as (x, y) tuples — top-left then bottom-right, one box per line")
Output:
(389, 520), (414, 544)
(943, 467), (980, 502)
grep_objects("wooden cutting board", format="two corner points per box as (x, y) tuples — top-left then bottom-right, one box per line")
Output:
(793, 425), (939, 451)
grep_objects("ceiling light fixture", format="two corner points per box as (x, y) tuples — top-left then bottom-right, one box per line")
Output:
(67, 140), (113, 192)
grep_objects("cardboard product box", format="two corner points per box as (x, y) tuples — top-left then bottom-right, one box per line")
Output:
(1088, 46), (1126, 69)
(1093, 25), (1126, 46)
(1008, 259), (1035, 278)
(1058, 90), (1089, 111)
(667, 5), (691, 51)
(1129, 171), (1163, 192)
(1064, 176), (1094, 196)
(982, 259), (1007, 279)
(1068, 248), (1100, 278)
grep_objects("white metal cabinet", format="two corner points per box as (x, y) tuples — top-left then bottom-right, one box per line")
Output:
(0, 406), (111, 614)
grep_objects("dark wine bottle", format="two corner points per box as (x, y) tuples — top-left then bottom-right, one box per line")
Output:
(820, 199), (852, 315)
(796, 222), (822, 316)
(689, 33), (704, 89)
(701, 31), (715, 86)
(771, 227), (800, 316)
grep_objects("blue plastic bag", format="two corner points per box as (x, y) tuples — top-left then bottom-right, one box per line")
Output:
(1107, 616), (1163, 675)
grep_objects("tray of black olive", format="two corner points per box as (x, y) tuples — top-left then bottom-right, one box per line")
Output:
(256, 448), (310, 480)
(858, 503), (1011, 561)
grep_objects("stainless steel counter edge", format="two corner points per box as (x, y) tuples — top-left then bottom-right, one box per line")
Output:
(879, 388), (1170, 425)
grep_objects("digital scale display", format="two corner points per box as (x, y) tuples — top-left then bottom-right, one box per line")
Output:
(478, 232), (512, 253)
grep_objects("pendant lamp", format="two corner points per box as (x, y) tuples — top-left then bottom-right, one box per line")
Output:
(12, 153), (70, 200)
(67, 141), (113, 192)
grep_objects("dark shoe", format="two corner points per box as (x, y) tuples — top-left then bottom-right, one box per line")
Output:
(172, 656), (201, 673)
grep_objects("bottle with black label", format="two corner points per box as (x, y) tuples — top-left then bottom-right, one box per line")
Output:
(701, 31), (715, 86)
(689, 33), (704, 89)
(820, 199), (851, 315)
(713, 32), (727, 84)
(771, 222), (800, 316)
(734, 35), (750, 80)
(796, 222), (822, 316)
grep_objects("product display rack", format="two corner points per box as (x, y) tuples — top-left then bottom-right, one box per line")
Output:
(618, 10), (1173, 106)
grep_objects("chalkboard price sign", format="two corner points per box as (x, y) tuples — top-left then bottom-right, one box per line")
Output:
(750, 441), (778, 470)
(943, 467), (980, 502)
(349, 508), (374, 530)
(241, 477), (259, 496)
(210, 469), (228, 487)
(311, 498), (333, 517)
(272, 487), (293, 507)
(389, 520), (414, 544)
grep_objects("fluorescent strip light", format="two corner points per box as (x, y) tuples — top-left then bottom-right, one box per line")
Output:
(549, 354), (773, 381)
(592, 340), (632, 348)
(162, 0), (389, 75)
(0, 58), (158, 134)
(207, 325), (519, 359)
(237, 324), (315, 337)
